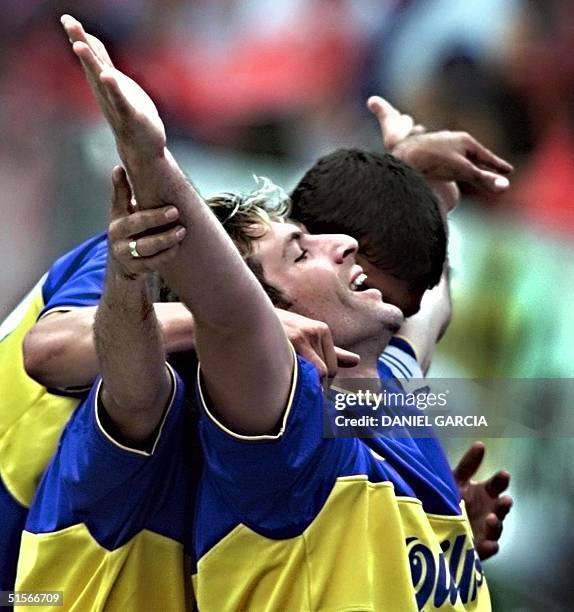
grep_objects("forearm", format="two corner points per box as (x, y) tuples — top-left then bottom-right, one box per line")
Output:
(396, 268), (452, 374)
(23, 303), (195, 389)
(23, 308), (99, 389)
(428, 180), (460, 221)
(95, 264), (170, 443)
(124, 154), (293, 433)
(122, 148), (277, 337)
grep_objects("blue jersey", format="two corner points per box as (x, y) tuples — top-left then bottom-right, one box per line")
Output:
(16, 365), (197, 611)
(379, 335), (424, 386)
(18, 348), (487, 611)
(192, 354), (490, 611)
(0, 234), (107, 590)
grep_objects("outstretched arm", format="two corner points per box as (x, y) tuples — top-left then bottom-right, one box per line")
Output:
(61, 15), (293, 435)
(23, 303), (194, 390)
(24, 304), (358, 389)
(367, 96), (513, 365)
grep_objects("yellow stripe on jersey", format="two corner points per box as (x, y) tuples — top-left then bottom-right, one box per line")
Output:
(193, 477), (490, 612)
(0, 282), (78, 507)
(16, 526), (191, 612)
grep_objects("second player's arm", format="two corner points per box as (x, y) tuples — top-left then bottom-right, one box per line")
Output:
(23, 303), (194, 389)
(395, 267), (452, 375)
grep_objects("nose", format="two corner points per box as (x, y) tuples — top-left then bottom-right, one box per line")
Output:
(331, 234), (358, 264)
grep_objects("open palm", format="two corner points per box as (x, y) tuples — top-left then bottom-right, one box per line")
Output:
(61, 15), (166, 159)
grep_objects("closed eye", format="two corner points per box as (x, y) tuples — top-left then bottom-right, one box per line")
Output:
(294, 249), (308, 263)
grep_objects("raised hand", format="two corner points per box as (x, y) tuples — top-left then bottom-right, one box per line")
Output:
(367, 95), (513, 197)
(390, 131), (512, 194)
(61, 14), (166, 162)
(367, 96), (426, 149)
(453, 441), (513, 561)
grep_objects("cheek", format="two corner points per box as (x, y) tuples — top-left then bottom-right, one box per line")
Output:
(288, 274), (342, 319)
(288, 267), (336, 298)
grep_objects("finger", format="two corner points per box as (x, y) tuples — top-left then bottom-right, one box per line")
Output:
(85, 33), (114, 68)
(459, 159), (511, 192)
(493, 495), (513, 521)
(467, 138), (514, 174)
(484, 513), (503, 542)
(297, 345), (328, 379)
(335, 347), (360, 368)
(115, 244), (182, 276)
(71, 40), (119, 122)
(62, 15), (113, 67)
(123, 226), (186, 258)
(61, 15), (89, 44)
(318, 328), (338, 378)
(453, 441), (485, 484)
(72, 41), (105, 77)
(111, 166), (132, 218)
(476, 540), (499, 561)
(99, 70), (132, 117)
(484, 471), (511, 498)
(109, 206), (180, 239)
(367, 96), (415, 149)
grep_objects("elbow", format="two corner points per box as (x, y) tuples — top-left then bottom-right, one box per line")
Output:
(22, 330), (54, 386)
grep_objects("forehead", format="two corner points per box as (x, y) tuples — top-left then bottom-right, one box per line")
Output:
(252, 220), (303, 262)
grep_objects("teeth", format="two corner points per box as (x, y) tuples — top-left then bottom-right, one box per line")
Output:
(350, 273), (367, 290)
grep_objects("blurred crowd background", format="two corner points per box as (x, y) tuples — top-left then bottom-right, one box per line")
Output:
(1, 1), (573, 609)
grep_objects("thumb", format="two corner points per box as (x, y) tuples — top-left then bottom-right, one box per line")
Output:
(111, 165), (132, 219)
(367, 95), (415, 149)
(453, 441), (485, 484)
(335, 347), (360, 368)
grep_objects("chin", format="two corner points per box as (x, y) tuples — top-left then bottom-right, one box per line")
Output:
(382, 304), (404, 332)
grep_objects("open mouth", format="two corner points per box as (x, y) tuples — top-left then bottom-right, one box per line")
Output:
(349, 272), (368, 292)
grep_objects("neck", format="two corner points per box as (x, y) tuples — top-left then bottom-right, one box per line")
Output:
(333, 330), (391, 387)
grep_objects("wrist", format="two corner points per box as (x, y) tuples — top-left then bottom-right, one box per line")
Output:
(391, 138), (424, 169)
(106, 257), (149, 288)
(121, 149), (191, 209)
(120, 143), (166, 172)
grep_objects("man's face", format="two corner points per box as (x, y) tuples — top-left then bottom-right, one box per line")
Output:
(356, 255), (426, 318)
(252, 222), (404, 348)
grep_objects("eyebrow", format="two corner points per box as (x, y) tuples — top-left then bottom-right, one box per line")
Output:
(281, 230), (303, 261)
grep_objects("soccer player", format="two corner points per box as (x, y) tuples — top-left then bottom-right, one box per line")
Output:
(2, 30), (510, 598)
(0, 233), (107, 591)
(0, 215), (359, 593)
(17, 16), (497, 610)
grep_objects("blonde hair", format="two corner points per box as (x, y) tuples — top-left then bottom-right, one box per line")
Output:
(207, 176), (291, 257)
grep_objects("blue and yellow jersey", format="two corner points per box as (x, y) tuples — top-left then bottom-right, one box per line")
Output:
(15, 365), (196, 611)
(17, 341), (485, 611)
(193, 354), (490, 611)
(0, 234), (107, 590)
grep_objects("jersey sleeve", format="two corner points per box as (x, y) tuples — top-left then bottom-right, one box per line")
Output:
(196, 355), (342, 535)
(40, 234), (108, 317)
(25, 364), (190, 549)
